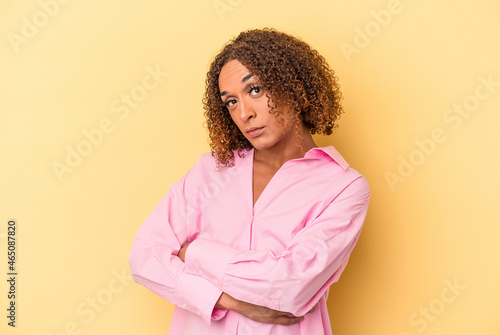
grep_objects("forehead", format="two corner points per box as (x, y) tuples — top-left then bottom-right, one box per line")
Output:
(218, 60), (254, 91)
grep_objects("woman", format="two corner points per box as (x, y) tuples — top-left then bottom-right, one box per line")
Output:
(129, 28), (370, 334)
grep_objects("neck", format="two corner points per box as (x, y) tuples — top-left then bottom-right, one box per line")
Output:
(254, 123), (317, 170)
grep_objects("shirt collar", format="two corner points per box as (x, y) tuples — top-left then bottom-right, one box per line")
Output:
(240, 145), (350, 170)
(305, 146), (350, 170)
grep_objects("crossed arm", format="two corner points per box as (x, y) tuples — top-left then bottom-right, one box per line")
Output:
(129, 173), (369, 326)
(177, 243), (307, 325)
(129, 175), (310, 326)
(176, 176), (369, 323)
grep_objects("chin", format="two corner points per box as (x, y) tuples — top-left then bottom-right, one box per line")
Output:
(247, 133), (286, 151)
(250, 140), (278, 151)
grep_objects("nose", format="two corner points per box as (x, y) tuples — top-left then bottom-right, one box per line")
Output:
(237, 98), (256, 121)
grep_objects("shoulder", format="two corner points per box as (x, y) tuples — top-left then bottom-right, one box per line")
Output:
(312, 146), (370, 198)
(183, 152), (217, 185)
(189, 149), (250, 173)
(184, 149), (250, 187)
(193, 152), (218, 170)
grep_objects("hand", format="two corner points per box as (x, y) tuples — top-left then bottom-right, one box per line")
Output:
(177, 242), (190, 262)
(235, 300), (303, 325)
(215, 293), (304, 325)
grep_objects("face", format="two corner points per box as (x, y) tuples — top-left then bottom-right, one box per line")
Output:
(218, 59), (296, 151)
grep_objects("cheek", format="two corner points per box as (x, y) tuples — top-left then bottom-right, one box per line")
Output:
(267, 110), (286, 126)
(229, 113), (244, 131)
(256, 96), (272, 111)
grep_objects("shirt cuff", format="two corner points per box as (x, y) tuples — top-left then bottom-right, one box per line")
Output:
(175, 270), (225, 325)
(184, 238), (238, 290)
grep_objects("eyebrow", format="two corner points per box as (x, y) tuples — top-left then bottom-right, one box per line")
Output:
(220, 73), (254, 97)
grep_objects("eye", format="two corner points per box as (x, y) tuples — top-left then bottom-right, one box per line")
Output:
(248, 85), (262, 96)
(223, 99), (237, 109)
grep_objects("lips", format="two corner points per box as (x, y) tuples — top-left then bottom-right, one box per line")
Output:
(246, 126), (264, 138)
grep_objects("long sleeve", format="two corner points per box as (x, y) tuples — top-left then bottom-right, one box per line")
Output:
(184, 175), (370, 317)
(128, 175), (226, 325)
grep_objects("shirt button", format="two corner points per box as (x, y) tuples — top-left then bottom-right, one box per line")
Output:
(214, 279), (218, 285)
(198, 270), (204, 275)
(181, 302), (187, 308)
(196, 310), (201, 315)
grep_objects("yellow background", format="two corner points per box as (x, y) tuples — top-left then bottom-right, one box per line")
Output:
(1, 0), (499, 334)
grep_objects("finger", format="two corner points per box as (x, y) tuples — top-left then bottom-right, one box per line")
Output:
(279, 312), (296, 318)
(275, 315), (303, 325)
(307, 306), (315, 314)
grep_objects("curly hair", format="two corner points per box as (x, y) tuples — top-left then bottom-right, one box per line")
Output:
(203, 28), (343, 167)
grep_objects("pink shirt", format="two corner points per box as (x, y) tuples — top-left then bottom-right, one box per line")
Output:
(129, 146), (370, 334)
